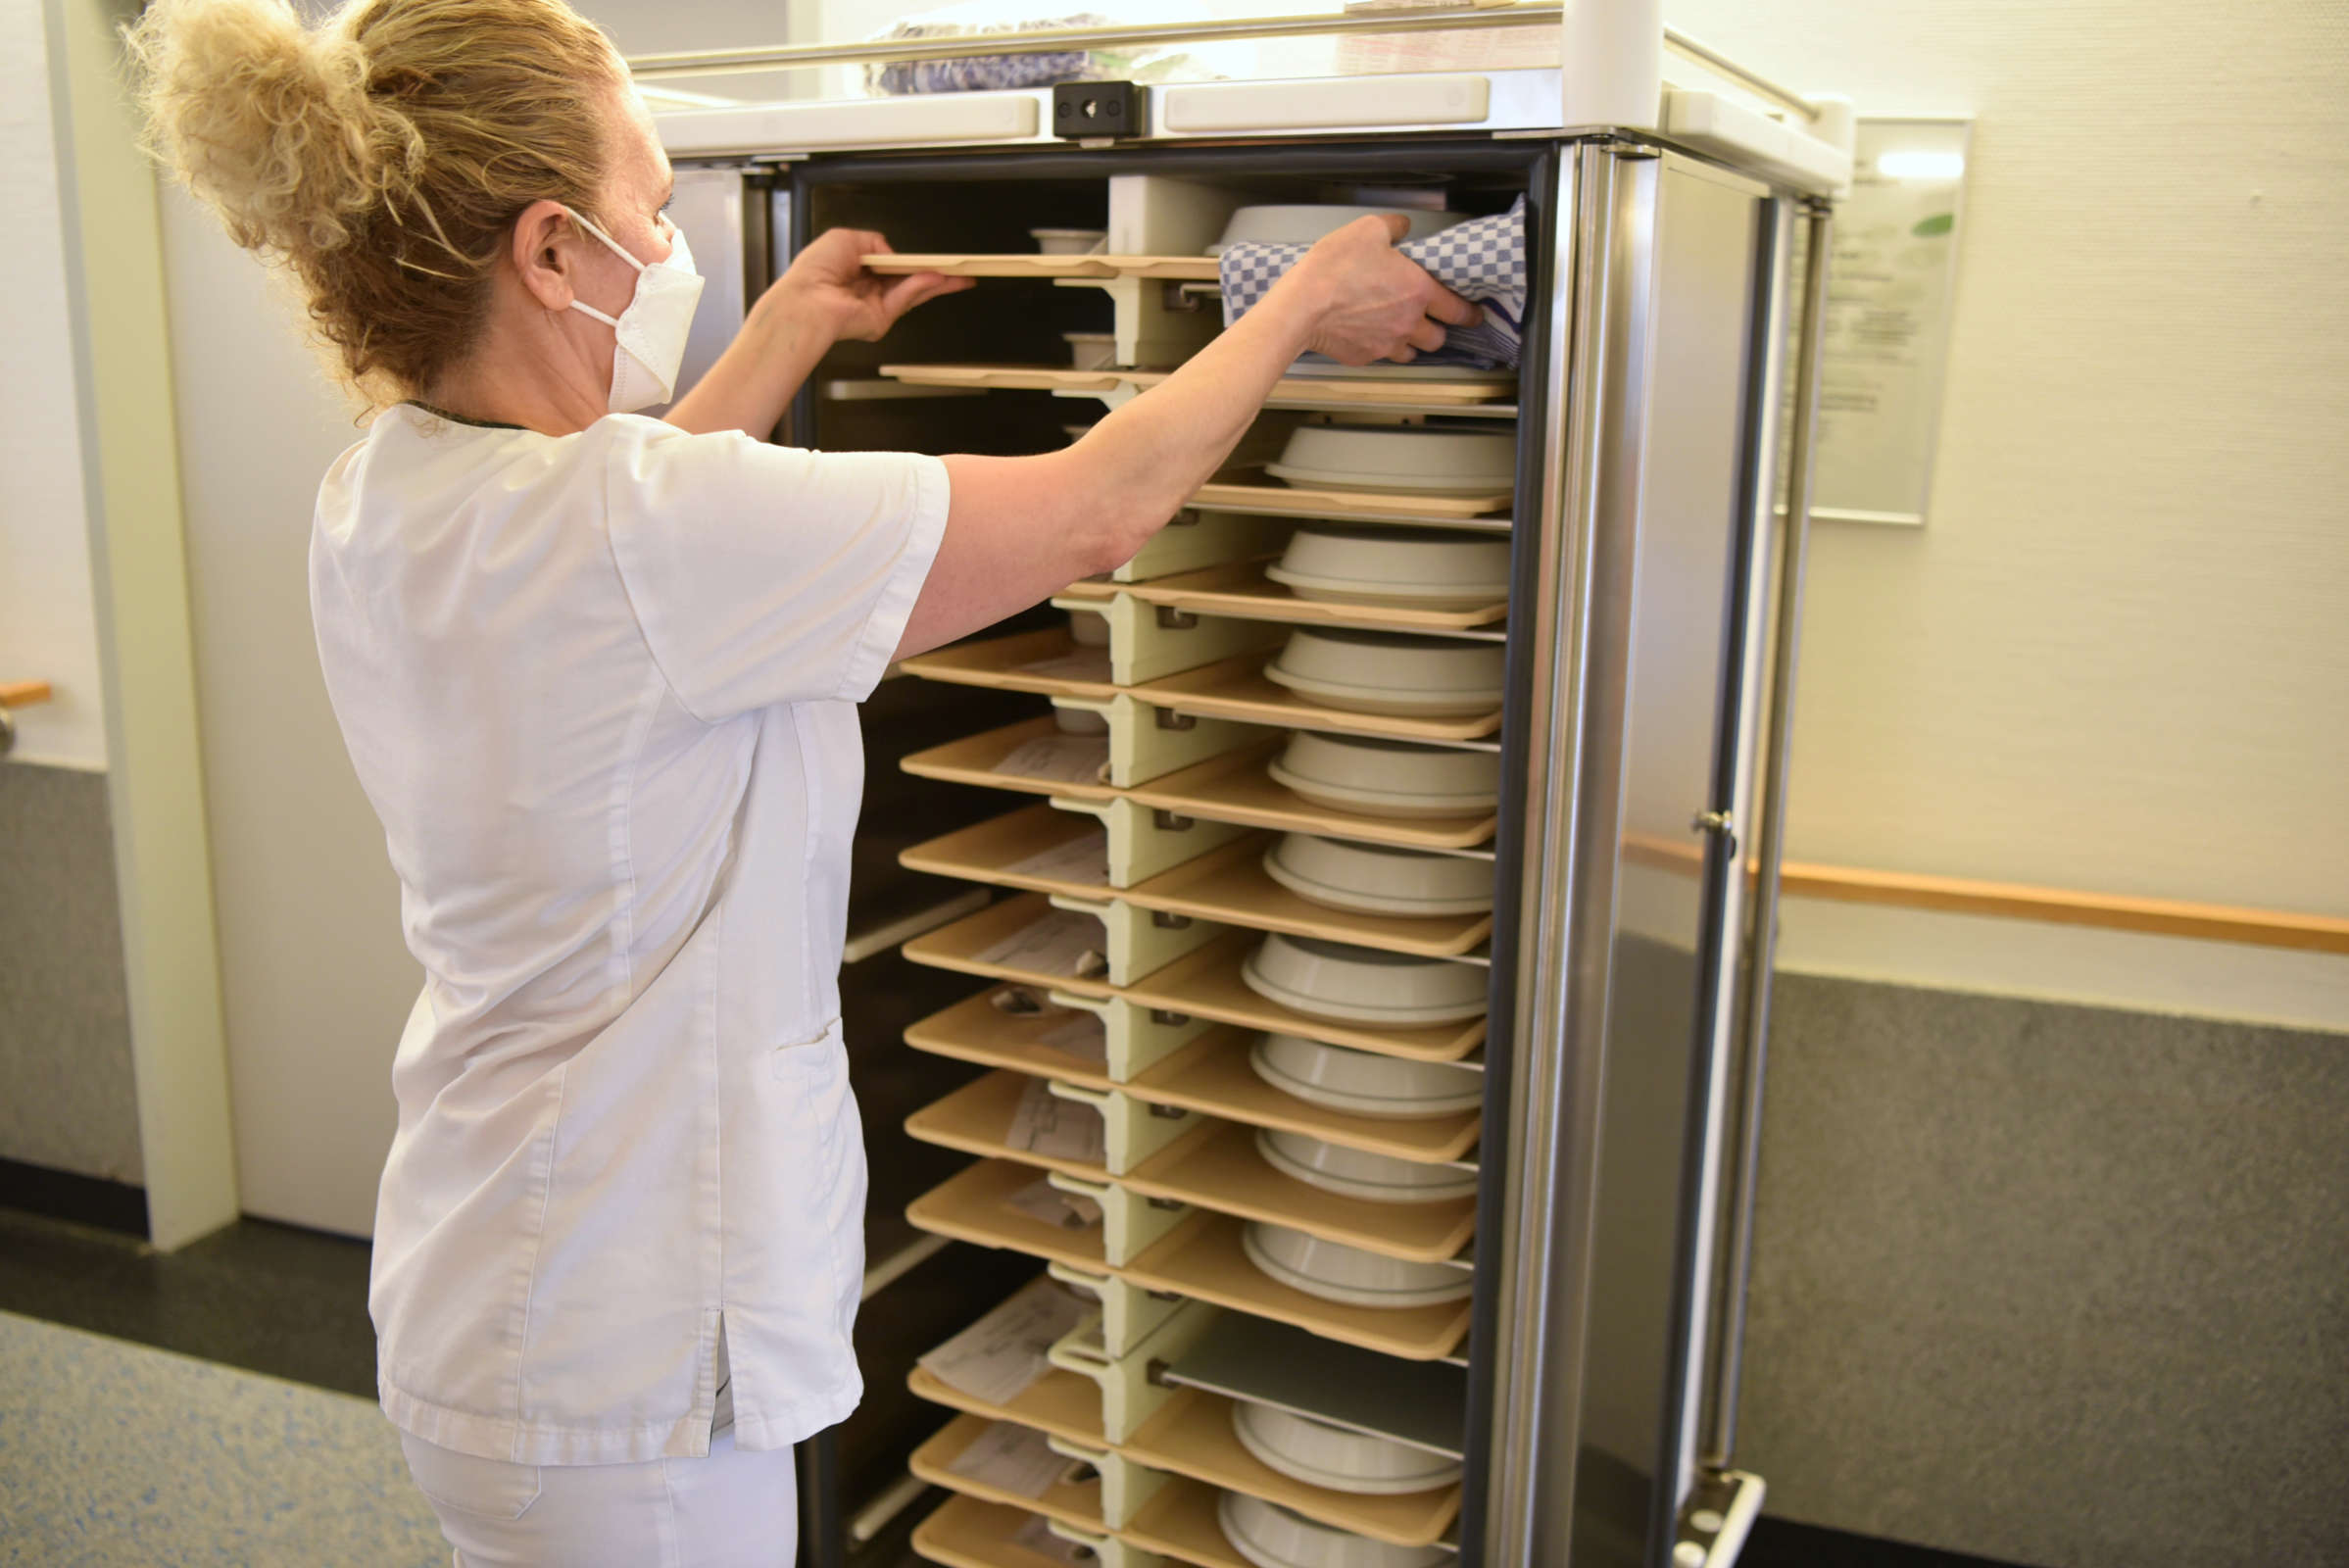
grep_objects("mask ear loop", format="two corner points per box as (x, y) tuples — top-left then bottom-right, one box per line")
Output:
(562, 206), (646, 328)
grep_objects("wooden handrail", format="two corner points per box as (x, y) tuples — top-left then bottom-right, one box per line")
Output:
(1622, 832), (2349, 956)
(0, 680), (53, 709)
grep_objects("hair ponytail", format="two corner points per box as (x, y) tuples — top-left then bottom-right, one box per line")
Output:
(126, 0), (621, 402)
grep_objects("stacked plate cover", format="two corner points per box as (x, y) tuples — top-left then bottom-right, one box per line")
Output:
(1266, 627), (1504, 718)
(1267, 424), (1516, 500)
(1268, 525), (1511, 611)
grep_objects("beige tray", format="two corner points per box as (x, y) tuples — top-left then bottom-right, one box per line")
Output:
(905, 1070), (1112, 1183)
(1107, 561), (1507, 634)
(1131, 747), (1496, 853)
(1122, 938), (1487, 1064)
(909, 727), (1496, 854)
(909, 1363), (1107, 1449)
(1194, 478), (1510, 520)
(909, 994), (1479, 1164)
(1121, 1478), (1251, 1568)
(902, 715), (1119, 803)
(1124, 1120), (1475, 1263)
(905, 1157), (1109, 1274)
(1122, 367), (1514, 407)
(867, 254), (1219, 281)
(1125, 1386), (1461, 1548)
(898, 627), (1120, 700)
(901, 805), (1113, 900)
(1144, 657), (1504, 744)
(1128, 1031), (1479, 1164)
(905, 987), (1118, 1092)
(905, 1164), (1466, 1361)
(910, 1072), (1469, 1262)
(909, 1493), (1073, 1568)
(911, 1485), (1248, 1568)
(1122, 836), (1494, 959)
(901, 896), (1118, 998)
(911, 1413), (1105, 1532)
(881, 357), (1513, 408)
(1123, 1212), (1471, 1363)
(914, 811), (1492, 959)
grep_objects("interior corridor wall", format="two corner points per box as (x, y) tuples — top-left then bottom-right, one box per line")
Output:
(1657, 0), (2349, 1022)
(158, 200), (418, 1238)
(0, 0), (141, 1187)
(1, 0), (107, 771)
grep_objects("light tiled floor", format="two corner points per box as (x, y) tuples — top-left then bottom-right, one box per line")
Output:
(0, 1310), (445, 1567)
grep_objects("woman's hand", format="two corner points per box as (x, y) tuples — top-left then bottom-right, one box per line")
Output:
(768, 228), (973, 345)
(1278, 216), (1481, 366)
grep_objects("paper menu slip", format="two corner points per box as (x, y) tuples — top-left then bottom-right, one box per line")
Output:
(916, 1276), (1089, 1405)
(1016, 650), (1114, 684)
(1006, 1076), (1108, 1166)
(993, 735), (1111, 786)
(1037, 1011), (1109, 1065)
(944, 1419), (1073, 1501)
(974, 910), (1106, 978)
(1006, 831), (1111, 887)
(1003, 1175), (1103, 1231)
(1011, 1512), (1091, 1565)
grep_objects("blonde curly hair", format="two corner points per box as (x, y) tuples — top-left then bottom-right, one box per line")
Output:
(126, 0), (623, 403)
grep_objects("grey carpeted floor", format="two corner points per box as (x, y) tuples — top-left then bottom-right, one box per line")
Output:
(0, 1310), (445, 1567)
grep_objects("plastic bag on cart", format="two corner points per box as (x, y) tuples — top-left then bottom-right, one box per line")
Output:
(860, 0), (1221, 96)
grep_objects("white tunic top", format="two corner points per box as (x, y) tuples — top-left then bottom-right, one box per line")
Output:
(311, 404), (948, 1465)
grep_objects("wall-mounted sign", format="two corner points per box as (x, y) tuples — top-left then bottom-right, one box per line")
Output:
(1807, 117), (1973, 527)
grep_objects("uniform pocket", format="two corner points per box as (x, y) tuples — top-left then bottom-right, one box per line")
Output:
(771, 1017), (847, 1081)
(399, 1432), (543, 1521)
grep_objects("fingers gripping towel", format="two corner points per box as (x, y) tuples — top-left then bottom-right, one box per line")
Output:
(1218, 198), (1527, 370)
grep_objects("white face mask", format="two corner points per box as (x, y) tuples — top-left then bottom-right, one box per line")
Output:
(564, 206), (706, 414)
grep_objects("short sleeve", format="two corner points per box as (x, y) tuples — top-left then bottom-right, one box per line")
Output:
(602, 421), (949, 719)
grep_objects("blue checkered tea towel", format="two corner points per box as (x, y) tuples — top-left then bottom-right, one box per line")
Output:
(1219, 197), (1526, 370)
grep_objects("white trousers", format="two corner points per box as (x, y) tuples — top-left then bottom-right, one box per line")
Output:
(399, 1427), (799, 1568)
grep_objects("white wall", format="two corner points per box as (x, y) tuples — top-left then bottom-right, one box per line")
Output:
(0, 0), (106, 771)
(1654, 0), (2349, 1026)
(159, 195), (421, 1238)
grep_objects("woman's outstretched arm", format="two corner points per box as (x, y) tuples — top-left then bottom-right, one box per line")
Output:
(664, 228), (970, 439)
(898, 217), (1477, 660)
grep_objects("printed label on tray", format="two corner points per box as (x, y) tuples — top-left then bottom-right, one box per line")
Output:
(993, 734), (1111, 786)
(1003, 1175), (1103, 1231)
(1015, 650), (1114, 684)
(1011, 1512), (1092, 1564)
(944, 1419), (1071, 1500)
(1005, 830), (1111, 888)
(974, 910), (1105, 978)
(1036, 1010), (1108, 1065)
(916, 1276), (1088, 1405)
(1005, 1076), (1107, 1166)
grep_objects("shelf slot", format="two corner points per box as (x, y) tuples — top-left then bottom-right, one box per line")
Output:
(1121, 1119), (1474, 1263)
(1144, 657), (1504, 746)
(1120, 1212), (1471, 1362)
(909, 1412), (1108, 1535)
(908, 807), (1493, 958)
(1122, 1385), (1461, 1547)
(1047, 1297), (1218, 1445)
(1120, 939), (1487, 1065)
(1192, 478), (1510, 521)
(906, 991), (1479, 1164)
(1163, 1312), (1469, 1460)
(1070, 562), (1508, 638)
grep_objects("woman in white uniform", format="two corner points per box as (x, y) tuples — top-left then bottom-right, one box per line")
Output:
(131, 0), (1474, 1560)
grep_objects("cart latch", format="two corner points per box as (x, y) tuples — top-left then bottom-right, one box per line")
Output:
(1053, 80), (1144, 141)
